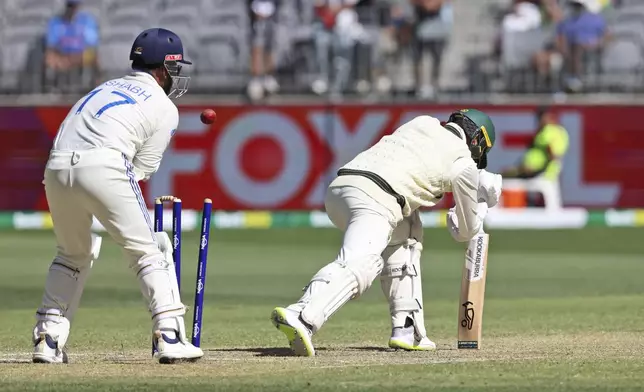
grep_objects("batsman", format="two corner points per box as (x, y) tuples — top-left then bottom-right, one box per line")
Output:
(271, 109), (503, 356)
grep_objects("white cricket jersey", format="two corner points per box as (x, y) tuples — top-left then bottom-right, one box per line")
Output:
(332, 115), (482, 240)
(51, 72), (179, 180)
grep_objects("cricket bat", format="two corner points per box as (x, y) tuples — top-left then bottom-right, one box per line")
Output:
(457, 232), (490, 349)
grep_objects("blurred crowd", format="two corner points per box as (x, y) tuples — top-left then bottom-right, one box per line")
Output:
(495, 0), (618, 94)
(3, 0), (642, 99)
(246, 0), (454, 100)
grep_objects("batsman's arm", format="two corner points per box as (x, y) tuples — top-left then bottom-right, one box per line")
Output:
(132, 105), (179, 181)
(448, 160), (486, 242)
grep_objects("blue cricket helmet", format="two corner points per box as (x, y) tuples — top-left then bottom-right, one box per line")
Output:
(130, 28), (191, 65)
(130, 28), (192, 98)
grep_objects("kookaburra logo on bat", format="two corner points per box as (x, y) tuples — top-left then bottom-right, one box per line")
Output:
(461, 301), (475, 330)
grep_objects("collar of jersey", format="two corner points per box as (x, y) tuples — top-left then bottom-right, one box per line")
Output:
(127, 71), (165, 90)
(444, 122), (466, 140)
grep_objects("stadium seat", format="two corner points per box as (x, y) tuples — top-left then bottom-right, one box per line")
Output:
(78, 0), (105, 17)
(158, 0), (203, 12)
(603, 36), (644, 70)
(157, 5), (200, 22)
(104, 0), (157, 27)
(4, 0), (61, 16)
(192, 34), (246, 91)
(502, 176), (564, 211)
(0, 42), (31, 90)
(0, 11), (49, 90)
(98, 32), (139, 76)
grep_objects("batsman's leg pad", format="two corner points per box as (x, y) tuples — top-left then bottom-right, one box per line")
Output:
(299, 255), (384, 333)
(380, 239), (428, 340)
(136, 252), (185, 323)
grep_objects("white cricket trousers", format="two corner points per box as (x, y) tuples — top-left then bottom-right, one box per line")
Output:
(39, 148), (184, 326)
(44, 148), (161, 270)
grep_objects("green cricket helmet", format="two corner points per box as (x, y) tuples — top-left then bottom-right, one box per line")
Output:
(447, 109), (496, 169)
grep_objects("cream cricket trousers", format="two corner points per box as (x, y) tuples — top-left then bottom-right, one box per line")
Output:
(289, 184), (421, 332)
(325, 185), (417, 264)
(44, 148), (160, 270)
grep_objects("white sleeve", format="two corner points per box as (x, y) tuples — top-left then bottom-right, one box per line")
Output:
(132, 105), (179, 181)
(449, 159), (484, 242)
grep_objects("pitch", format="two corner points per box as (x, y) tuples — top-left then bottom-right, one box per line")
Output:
(1, 227), (643, 391)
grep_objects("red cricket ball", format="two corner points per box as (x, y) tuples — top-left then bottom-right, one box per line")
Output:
(200, 109), (217, 125)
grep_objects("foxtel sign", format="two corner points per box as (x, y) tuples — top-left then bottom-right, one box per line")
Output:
(143, 105), (640, 210)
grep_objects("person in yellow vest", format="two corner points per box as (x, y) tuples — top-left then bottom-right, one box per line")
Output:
(503, 106), (569, 181)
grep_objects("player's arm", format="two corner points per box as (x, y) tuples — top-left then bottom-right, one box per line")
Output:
(132, 105), (179, 181)
(447, 159), (487, 242)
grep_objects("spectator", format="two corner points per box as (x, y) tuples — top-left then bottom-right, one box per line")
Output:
(411, 0), (452, 99)
(311, 0), (367, 96)
(247, 0), (280, 101)
(532, 0), (565, 78)
(555, 0), (609, 92)
(377, 0), (413, 94)
(501, 0), (543, 33)
(44, 0), (99, 91)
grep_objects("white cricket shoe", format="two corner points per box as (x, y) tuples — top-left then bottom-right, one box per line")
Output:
(152, 316), (204, 364)
(271, 307), (315, 356)
(311, 79), (329, 95)
(32, 318), (70, 363)
(388, 320), (436, 351)
(263, 75), (280, 94)
(247, 78), (265, 101)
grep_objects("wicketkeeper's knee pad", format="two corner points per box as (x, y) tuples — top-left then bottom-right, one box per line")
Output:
(38, 234), (102, 323)
(300, 255), (383, 332)
(136, 240), (185, 323)
(380, 238), (428, 339)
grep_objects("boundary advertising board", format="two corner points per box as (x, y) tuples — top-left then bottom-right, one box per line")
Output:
(0, 105), (641, 210)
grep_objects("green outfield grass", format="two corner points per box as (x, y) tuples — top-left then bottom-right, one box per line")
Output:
(1, 228), (643, 391)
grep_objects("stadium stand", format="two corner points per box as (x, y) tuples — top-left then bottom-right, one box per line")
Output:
(0, 0), (641, 97)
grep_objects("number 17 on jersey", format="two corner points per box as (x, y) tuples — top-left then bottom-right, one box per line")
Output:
(76, 88), (137, 118)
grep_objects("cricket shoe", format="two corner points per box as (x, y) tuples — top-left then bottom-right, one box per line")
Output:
(152, 316), (204, 364)
(388, 317), (436, 351)
(271, 307), (315, 357)
(32, 318), (70, 363)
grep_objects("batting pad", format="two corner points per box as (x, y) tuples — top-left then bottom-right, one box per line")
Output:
(301, 255), (383, 332)
(380, 239), (427, 338)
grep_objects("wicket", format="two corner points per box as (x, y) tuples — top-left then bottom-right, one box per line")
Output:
(153, 196), (212, 349)
(191, 198), (212, 347)
(154, 196), (182, 290)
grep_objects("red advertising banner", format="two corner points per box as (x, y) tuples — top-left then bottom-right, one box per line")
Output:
(1, 105), (642, 211)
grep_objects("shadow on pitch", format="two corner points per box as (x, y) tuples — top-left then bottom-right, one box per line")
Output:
(345, 346), (393, 352)
(208, 347), (329, 357)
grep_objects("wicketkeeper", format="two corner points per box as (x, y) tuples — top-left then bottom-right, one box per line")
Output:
(33, 28), (202, 364)
(271, 109), (503, 356)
